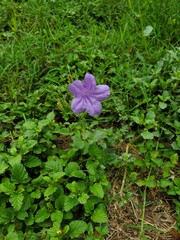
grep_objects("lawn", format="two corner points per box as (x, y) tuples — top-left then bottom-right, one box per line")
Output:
(0, 0), (180, 239)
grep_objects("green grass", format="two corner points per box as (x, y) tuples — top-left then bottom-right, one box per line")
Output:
(0, 0), (180, 239)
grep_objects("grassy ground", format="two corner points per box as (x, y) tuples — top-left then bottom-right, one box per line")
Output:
(0, 0), (180, 239)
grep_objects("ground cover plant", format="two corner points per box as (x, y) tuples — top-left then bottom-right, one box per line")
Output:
(0, 0), (180, 239)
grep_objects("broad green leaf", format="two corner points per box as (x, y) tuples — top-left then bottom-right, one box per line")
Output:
(86, 160), (99, 175)
(69, 220), (88, 238)
(91, 207), (108, 223)
(51, 210), (63, 224)
(64, 196), (78, 212)
(70, 170), (86, 179)
(9, 155), (22, 166)
(10, 193), (24, 211)
(17, 210), (28, 220)
(64, 162), (80, 176)
(25, 212), (34, 225)
(143, 25), (153, 36)
(160, 179), (172, 188)
(35, 207), (50, 223)
(92, 129), (105, 142)
(84, 197), (101, 214)
(5, 232), (18, 240)
(90, 183), (104, 198)
(52, 172), (65, 182)
(0, 178), (15, 195)
(0, 159), (8, 174)
(159, 102), (167, 109)
(31, 189), (41, 199)
(25, 156), (41, 168)
(11, 163), (29, 184)
(44, 186), (57, 198)
(47, 111), (55, 121)
(0, 207), (12, 224)
(78, 193), (89, 204)
(72, 136), (85, 149)
(56, 127), (70, 135)
(141, 130), (154, 140)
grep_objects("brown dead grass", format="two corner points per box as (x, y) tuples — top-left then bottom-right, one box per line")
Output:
(106, 169), (180, 240)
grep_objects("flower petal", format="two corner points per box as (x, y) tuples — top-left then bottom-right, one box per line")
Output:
(83, 73), (96, 91)
(68, 80), (83, 97)
(85, 97), (102, 116)
(93, 85), (110, 101)
(71, 97), (85, 114)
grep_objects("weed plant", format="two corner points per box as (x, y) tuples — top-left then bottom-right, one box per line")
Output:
(0, 0), (179, 239)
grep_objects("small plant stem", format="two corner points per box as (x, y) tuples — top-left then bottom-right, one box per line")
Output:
(119, 143), (130, 195)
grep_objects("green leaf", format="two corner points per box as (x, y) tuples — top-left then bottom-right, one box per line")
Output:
(24, 156), (41, 168)
(69, 220), (88, 238)
(0, 159), (8, 174)
(35, 207), (50, 223)
(64, 162), (80, 176)
(91, 207), (108, 223)
(160, 179), (172, 188)
(25, 212), (34, 225)
(17, 210), (28, 220)
(70, 170), (86, 179)
(56, 128), (70, 135)
(72, 136), (85, 149)
(31, 189), (41, 199)
(9, 155), (22, 166)
(90, 183), (104, 198)
(44, 186), (57, 198)
(10, 193), (24, 211)
(141, 130), (154, 140)
(47, 111), (55, 121)
(78, 193), (89, 204)
(64, 196), (78, 212)
(143, 25), (153, 36)
(159, 102), (167, 109)
(11, 163), (29, 184)
(0, 207), (12, 224)
(0, 178), (15, 195)
(5, 232), (19, 240)
(51, 210), (63, 224)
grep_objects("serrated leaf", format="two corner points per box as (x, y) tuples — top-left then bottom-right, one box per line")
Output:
(90, 183), (104, 198)
(143, 25), (153, 36)
(44, 186), (57, 198)
(91, 207), (108, 223)
(10, 193), (24, 211)
(11, 163), (29, 184)
(9, 155), (22, 166)
(0, 207), (12, 224)
(141, 130), (154, 140)
(35, 207), (50, 223)
(69, 220), (88, 238)
(0, 159), (8, 174)
(0, 178), (15, 195)
(78, 193), (89, 204)
(64, 196), (78, 212)
(31, 189), (41, 199)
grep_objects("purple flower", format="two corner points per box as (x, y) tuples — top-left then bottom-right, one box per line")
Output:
(68, 73), (110, 116)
